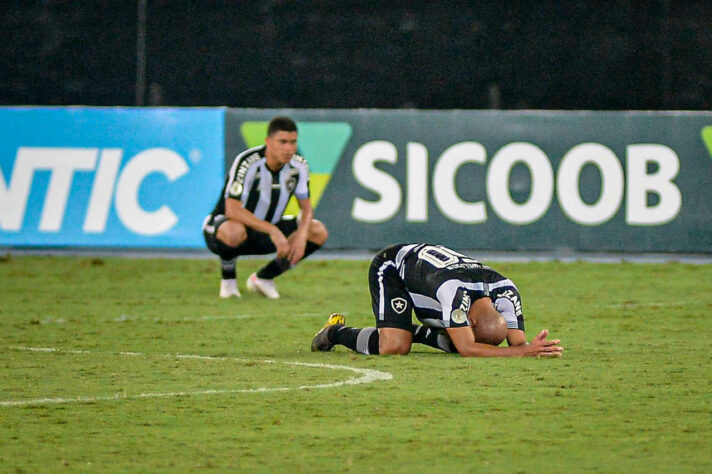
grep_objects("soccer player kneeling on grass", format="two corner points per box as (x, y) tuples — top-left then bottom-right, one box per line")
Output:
(312, 243), (563, 357)
(203, 116), (328, 299)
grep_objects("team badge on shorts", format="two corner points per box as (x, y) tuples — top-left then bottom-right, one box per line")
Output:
(391, 297), (408, 314)
(451, 309), (468, 324)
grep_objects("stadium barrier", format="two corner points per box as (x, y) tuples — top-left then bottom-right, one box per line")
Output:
(1, 107), (710, 252)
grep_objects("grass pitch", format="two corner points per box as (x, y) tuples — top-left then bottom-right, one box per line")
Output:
(1, 254), (711, 473)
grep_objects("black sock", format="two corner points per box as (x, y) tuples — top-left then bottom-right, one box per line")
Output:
(411, 325), (456, 353)
(303, 241), (322, 259)
(220, 258), (237, 280)
(256, 242), (322, 279)
(256, 257), (291, 279)
(328, 325), (379, 355)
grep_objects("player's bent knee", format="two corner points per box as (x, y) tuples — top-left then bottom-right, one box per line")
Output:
(309, 219), (328, 245)
(379, 341), (411, 355)
(378, 328), (412, 355)
(217, 221), (247, 248)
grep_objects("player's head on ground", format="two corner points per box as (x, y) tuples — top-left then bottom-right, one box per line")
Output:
(265, 116), (298, 167)
(471, 301), (508, 346)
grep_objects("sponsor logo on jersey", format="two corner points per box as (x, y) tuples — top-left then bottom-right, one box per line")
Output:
(233, 152), (261, 193)
(496, 289), (522, 317)
(460, 293), (471, 312)
(391, 297), (408, 314)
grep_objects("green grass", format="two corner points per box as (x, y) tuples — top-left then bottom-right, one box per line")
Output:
(1, 255), (711, 473)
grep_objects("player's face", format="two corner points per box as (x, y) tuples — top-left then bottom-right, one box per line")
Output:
(265, 131), (298, 166)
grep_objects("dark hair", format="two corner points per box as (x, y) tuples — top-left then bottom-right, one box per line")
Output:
(267, 116), (297, 136)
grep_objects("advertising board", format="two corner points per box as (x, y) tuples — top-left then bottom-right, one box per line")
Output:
(0, 107), (224, 247)
(226, 109), (712, 252)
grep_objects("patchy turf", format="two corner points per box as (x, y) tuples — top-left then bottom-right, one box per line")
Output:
(1, 255), (710, 472)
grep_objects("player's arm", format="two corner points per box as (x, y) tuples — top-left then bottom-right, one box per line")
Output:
(446, 326), (563, 357)
(286, 160), (313, 264)
(506, 329), (528, 346)
(286, 197), (313, 264)
(492, 293), (527, 346)
(224, 198), (288, 257)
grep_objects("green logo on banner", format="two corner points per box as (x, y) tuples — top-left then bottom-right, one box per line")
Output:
(240, 121), (352, 212)
(702, 126), (712, 160)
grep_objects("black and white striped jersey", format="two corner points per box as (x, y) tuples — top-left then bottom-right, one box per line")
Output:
(386, 243), (525, 330)
(208, 145), (310, 224)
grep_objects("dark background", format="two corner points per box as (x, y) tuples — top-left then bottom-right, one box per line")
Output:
(2, 1), (710, 110)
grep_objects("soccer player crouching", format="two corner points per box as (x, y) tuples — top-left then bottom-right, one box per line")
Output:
(203, 116), (328, 299)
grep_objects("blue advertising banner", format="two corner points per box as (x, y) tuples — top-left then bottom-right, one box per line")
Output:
(0, 107), (224, 247)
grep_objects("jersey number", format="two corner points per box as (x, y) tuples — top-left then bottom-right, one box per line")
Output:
(417, 245), (478, 268)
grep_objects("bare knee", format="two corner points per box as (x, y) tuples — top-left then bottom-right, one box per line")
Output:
(378, 328), (412, 355)
(309, 219), (328, 246)
(217, 221), (247, 248)
(380, 342), (411, 355)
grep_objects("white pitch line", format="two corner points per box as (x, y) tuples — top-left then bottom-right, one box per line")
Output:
(110, 314), (253, 322)
(1, 347), (392, 407)
(116, 313), (326, 322)
(35, 313), (328, 325)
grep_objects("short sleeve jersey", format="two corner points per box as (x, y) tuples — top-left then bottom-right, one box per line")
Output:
(393, 243), (524, 330)
(210, 145), (310, 224)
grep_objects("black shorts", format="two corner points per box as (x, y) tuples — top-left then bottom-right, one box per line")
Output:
(368, 244), (414, 331)
(203, 214), (299, 260)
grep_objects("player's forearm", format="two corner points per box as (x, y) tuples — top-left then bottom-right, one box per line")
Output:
(459, 336), (562, 357)
(296, 199), (314, 233)
(457, 342), (529, 358)
(227, 206), (277, 235)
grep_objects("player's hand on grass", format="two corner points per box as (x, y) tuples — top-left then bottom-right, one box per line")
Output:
(526, 329), (564, 357)
(270, 228), (290, 259)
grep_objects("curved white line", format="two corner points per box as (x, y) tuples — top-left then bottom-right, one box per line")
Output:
(1, 347), (392, 407)
(36, 313), (327, 325)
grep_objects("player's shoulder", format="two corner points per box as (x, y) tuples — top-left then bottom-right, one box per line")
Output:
(225, 146), (265, 182)
(289, 153), (309, 170)
(233, 145), (266, 167)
